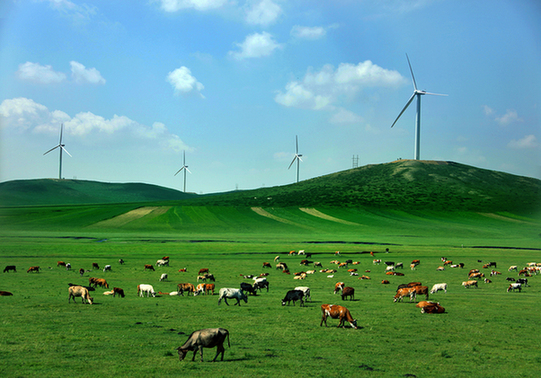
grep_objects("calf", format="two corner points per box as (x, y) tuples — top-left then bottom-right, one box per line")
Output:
(3, 265), (16, 273)
(253, 277), (269, 292)
(281, 290), (304, 307)
(156, 259), (169, 267)
(68, 285), (93, 304)
(341, 286), (355, 301)
(176, 328), (230, 362)
(320, 304), (357, 329)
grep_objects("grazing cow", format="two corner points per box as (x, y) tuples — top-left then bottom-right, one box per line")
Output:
(113, 287), (125, 297)
(79, 268), (85, 277)
(177, 283), (196, 296)
(218, 288), (248, 306)
(156, 259), (169, 267)
(469, 272), (484, 279)
(198, 268), (209, 275)
(430, 283), (447, 294)
(137, 284), (156, 297)
(160, 273), (168, 282)
(103, 265), (112, 272)
(118, 259), (124, 265)
(262, 262), (272, 268)
(411, 259), (420, 265)
(395, 262), (404, 269)
(410, 263), (418, 270)
(92, 263), (99, 270)
(240, 282), (257, 296)
(506, 277), (516, 282)
(490, 270), (501, 276)
(276, 262), (288, 271)
(176, 328), (230, 362)
(281, 290), (304, 307)
(411, 285), (429, 300)
(253, 277), (269, 292)
(507, 283), (522, 292)
(68, 285), (93, 304)
(462, 280), (478, 288)
(3, 265), (16, 273)
(65, 263), (71, 270)
(91, 278), (109, 289)
(468, 269), (479, 275)
(421, 303), (445, 314)
(341, 287), (355, 301)
(508, 265), (518, 272)
(314, 262), (323, 268)
(144, 264), (155, 271)
(0, 291), (13, 296)
(274, 256), (280, 262)
(394, 287), (416, 302)
(195, 283), (216, 296)
(487, 262), (497, 268)
(516, 278), (528, 286)
(381, 280), (390, 284)
(204, 284), (215, 295)
(57, 261), (66, 267)
(194, 283), (206, 296)
(518, 269), (529, 276)
(358, 275), (371, 280)
(178, 268), (187, 272)
(384, 261), (395, 266)
(484, 278), (492, 283)
(385, 265), (395, 272)
(334, 282), (345, 294)
(294, 286), (311, 302)
(27, 266), (40, 273)
(320, 304), (357, 329)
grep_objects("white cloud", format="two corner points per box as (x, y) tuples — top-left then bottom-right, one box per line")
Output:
(291, 25), (327, 40)
(245, 0), (282, 26)
(229, 32), (282, 60)
(275, 61), (406, 110)
(17, 62), (67, 84)
(47, 0), (97, 22)
(158, 0), (227, 12)
(507, 135), (538, 149)
(496, 109), (523, 126)
(329, 108), (363, 124)
(166, 66), (205, 97)
(70, 61), (106, 85)
(0, 97), (190, 152)
(482, 105), (494, 116)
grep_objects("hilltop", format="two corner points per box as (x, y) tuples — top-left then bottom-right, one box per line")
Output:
(1, 160), (539, 213)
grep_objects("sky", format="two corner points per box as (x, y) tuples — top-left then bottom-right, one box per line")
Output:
(0, 0), (540, 194)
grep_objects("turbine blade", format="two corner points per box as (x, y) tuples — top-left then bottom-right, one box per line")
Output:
(298, 156), (303, 162)
(186, 167), (192, 174)
(174, 167), (185, 176)
(61, 146), (72, 157)
(43, 145), (60, 155)
(406, 53), (417, 91)
(391, 92), (416, 128)
(424, 92), (448, 96)
(59, 123), (64, 144)
(288, 156), (298, 169)
(296, 135), (299, 154)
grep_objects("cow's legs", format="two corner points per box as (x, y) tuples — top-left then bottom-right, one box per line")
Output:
(213, 343), (225, 362)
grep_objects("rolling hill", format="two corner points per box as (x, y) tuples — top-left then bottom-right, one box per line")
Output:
(1, 160), (540, 214)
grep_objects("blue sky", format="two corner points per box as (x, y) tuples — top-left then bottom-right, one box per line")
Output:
(1, 0), (539, 194)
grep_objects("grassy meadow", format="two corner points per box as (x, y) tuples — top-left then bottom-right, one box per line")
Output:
(1, 203), (541, 377)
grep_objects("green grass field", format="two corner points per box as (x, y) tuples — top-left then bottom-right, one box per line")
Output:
(1, 204), (540, 377)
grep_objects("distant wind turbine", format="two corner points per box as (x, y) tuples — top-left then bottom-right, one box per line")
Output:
(174, 150), (191, 192)
(288, 135), (303, 183)
(43, 123), (71, 179)
(391, 54), (447, 160)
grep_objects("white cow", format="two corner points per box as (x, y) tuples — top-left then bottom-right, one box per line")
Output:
(159, 273), (168, 282)
(68, 285), (93, 304)
(218, 288), (248, 306)
(103, 265), (112, 272)
(507, 283), (522, 292)
(294, 286), (311, 302)
(156, 259), (169, 267)
(137, 284), (156, 297)
(430, 283), (448, 294)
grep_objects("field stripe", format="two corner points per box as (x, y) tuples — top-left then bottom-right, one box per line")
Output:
(478, 212), (537, 225)
(299, 208), (360, 226)
(92, 206), (170, 227)
(251, 207), (312, 229)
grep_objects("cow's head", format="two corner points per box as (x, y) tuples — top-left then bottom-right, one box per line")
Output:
(241, 292), (248, 303)
(176, 347), (188, 361)
(351, 319), (358, 329)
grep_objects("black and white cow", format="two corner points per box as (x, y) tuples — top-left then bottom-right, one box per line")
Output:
(281, 289), (304, 307)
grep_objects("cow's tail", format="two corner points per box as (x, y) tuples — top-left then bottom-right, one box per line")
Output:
(226, 330), (231, 348)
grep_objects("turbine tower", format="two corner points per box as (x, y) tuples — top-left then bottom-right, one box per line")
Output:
(43, 123), (71, 179)
(174, 150), (191, 192)
(288, 135), (303, 183)
(391, 54), (447, 160)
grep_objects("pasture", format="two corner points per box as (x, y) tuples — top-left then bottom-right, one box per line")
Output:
(0, 205), (540, 377)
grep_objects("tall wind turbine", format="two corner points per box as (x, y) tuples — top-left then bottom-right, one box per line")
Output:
(391, 54), (447, 160)
(174, 150), (191, 192)
(43, 123), (71, 179)
(288, 135), (303, 183)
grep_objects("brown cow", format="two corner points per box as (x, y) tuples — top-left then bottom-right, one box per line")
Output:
(57, 261), (66, 267)
(178, 283), (196, 296)
(421, 303), (445, 313)
(144, 264), (155, 271)
(333, 282), (344, 294)
(381, 280), (390, 284)
(0, 291), (13, 296)
(341, 287), (355, 301)
(262, 262), (272, 268)
(94, 278), (109, 289)
(394, 287), (416, 302)
(162, 256), (170, 261)
(320, 304), (357, 329)
(198, 268), (209, 275)
(79, 268), (85, 277)
(411, 285), (429, 301)
(113, 287), (125, 297)
(27, 266), (40, 273)
(178, 268), (187, 272)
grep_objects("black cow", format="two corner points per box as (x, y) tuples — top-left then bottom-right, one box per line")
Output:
(516, 278), (528, 287)
(3, 265), (16, 273)
(177, 328), (230, 362)
(281, 290), (304, 307)
(341, 286), (355, 301)
(240, 282), (257, 296)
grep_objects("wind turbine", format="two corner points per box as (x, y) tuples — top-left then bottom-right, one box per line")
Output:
(174, 150), (191, 192)
(288, 135), (303, 183)
(391, 54), (447, 160)
(43, 123), (71, 179)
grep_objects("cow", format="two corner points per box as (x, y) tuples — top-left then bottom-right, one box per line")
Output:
(176, 328), (230, 362)
(411, 285), (429, 300)
(137, 284), (156, 297)
(118, 259), (124, 265)
(103, 265), (112, 272)
(253, 277), (269, 292)
(68, 285), (93, 304)
(333, 282), (345, 294)
(160, 273), (168, 282)
(144, 264), (155, 271)
(507, 283), (522, 292)
(281, 290), (304, 307)
(79, 268), (85, 277)
(240, 282), (257, 296)
(394, 287), (416, 302)
(0, 291), (13, 296)
(162, 256), (170, 261)
(506, 277), (516, 282)
(320, 304), (357, 329)
(436, 266), (445, 271)
(462, 280), (478, 288)
(508, 265), (518, 272)
(359, 275), (371, 280)
(484, 278), (492, 283)
(421, 303), (445, 314)
(178, 268), (187, 272)
(430, 283), (447, 294)
(294, 286), (311, 302)
(198, 268), (209, 275)
(3, 265), (16, 273)
(91, 278), (109, 289)
(276, 262), (288, 271)
(314, 262), (323, 268)
(469, 272), (484, 279)
(177, 283), (196, 296)
(113, 287), (125, 297)
(197, 273), (215, 282)
(65, 263), (71, 270)
(27, 266), (40, 273)
(218, 288), (247, 306)
(92, 263), (99, 270)
(490, 270), (501, 276)
(262, 262), (272, 268)
(194, 283), (215, 296)
(416, 301), (439, 308)
(395, 262), (404, 269)
(204, 283), (215, 295)
(516, 278), (528, 286)
(57, 261), (66, 267)
(373, 259), (381, 265)
(381, 280), (390, 284)
(274, 255), (280, 262)
(341, 286), (355, 301)
(156, 259), (169, 267)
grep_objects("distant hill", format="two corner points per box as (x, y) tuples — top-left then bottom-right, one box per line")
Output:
(188, 160), (541, 214)
(0, 179), (195, 206)
(1, 161), (540, 213)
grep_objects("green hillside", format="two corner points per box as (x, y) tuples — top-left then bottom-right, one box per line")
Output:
(0, 179), (196, 207)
